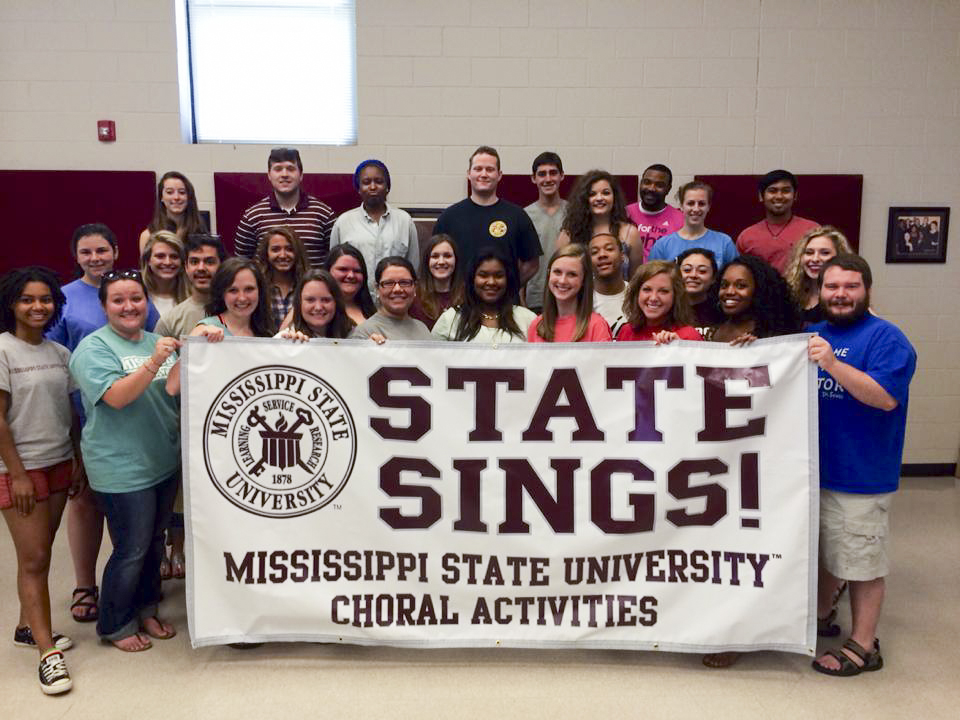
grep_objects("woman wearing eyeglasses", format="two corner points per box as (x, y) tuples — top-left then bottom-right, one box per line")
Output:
(349, 257), (431, 342)
(68, 269), (181, 653)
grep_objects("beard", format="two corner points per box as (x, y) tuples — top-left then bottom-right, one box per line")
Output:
(823, 296), (869, 326)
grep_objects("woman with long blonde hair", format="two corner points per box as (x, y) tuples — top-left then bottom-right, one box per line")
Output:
(783, 226), (853, 325)
(140, 231), (189, 317)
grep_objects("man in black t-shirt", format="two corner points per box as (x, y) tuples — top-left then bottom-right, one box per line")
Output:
(434, 146), (541, 286)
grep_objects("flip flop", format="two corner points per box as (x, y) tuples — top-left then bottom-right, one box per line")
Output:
(110, 632), (153, 653)
(142, 617), (177, 640)
(160, 557), (172, 581)
(170, 552), (186, 580)
(70, 586), (99, 623)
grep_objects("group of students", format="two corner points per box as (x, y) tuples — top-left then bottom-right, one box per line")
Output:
(0, 155), (862, 696)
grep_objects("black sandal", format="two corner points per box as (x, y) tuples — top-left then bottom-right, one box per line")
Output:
(817, 607), (841, 637)
(70, 586), (99, 623)
(812, 638), (883, 677)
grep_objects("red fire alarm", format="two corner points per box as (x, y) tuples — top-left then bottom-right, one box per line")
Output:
(97, 120), (116, 142)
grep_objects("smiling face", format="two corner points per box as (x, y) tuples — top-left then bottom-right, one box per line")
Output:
(358, 165), (388, 207)
(532, 163), (563, 200)
(681, 188), (710, 227)
(148, 240), (182, 282)
(679, 253), (715, 300)
(300, 279), (336, 334)
(186, 246), (220, 292)
(548, 256), (584, 305)
(639, 169), (670, 211)
(76, 233), (118, 285)
(161, 177), (188, 217)
(329, 254), (364, 300)
(427, 241), (456, 283)
(802, 236), (837, 280)
(266, 234), (295, 273)
(588, 234), (623, 280)
(468, 153), (502, 198)
(474, 258), (507, 306)
(103, 279), (148, 340)
(377, 265), (416, 318)
(820, 266), (869, 325)
(268, 160), (303, 198)
(223, 269), (259, 320)
(588, 179), (614, 217)
(761, 179), (796, 218)
(718, 264), (756, 317)
(13, 281), (55, 336)
(638, 272), (674, 325)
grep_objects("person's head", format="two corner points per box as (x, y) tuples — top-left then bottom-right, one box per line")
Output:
(538, 243), (595, 342)
(677, 247), (718, 302)
(184, 234), (225, 294)
(206, 258), (274, 336)
(423, 234), (457, 286)
(155, 171), (199, 220)
(466, 245), (518, 309)
(930, 220), (939, 232)
(141, 230), (187, 300)
(784, 225), (853, 302)
(623, 260), (693, 330)
(324, 243), (376, 316)
(531, 151), (564, 200)
(758, 169), (799, 219)
(818, 254), (872, 326)
(375, 256), (417, 319)
(711, 255), (799, 337)
(588, 232), (625, 281)
(255, 226), (309, 282)
(468, 145), (502, 198)
(353, 159), (390, 208)
(71, 223), (118, 285)
(0, 266), (65, 335)
(562, 170), (629, 243)
(267, 147), (304, 198)
(98, 269), (149, 340)
(639, 164), (673, 211)
(291, 269), (353, 338)
(677, 181), (713, 227)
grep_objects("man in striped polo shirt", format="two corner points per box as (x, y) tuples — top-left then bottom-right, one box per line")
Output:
(234, 147), (335, 267)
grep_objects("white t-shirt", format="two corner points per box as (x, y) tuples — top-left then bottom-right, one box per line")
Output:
(432, 306), (536, 343)
(593, 289), (626, 329)
(0, 333), (76, 473)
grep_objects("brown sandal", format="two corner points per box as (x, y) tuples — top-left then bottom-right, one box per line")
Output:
(70, 586), (98, 623)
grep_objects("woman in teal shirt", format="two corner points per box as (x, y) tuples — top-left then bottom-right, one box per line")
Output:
(69, 270), (180, 652)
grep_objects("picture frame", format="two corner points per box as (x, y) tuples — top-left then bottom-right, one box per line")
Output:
(886, 207), (949, 263)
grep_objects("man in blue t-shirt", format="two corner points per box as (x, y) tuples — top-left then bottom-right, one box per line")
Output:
(807, 254), (916, 678)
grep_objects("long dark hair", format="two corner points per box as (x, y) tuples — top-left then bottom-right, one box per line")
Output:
(707, 255), (801, 338)
(0, 266), (65, 333)
(291, 269), (354, 339)
(324, 243), (376, 318)
(416, 234), (465, 322)
(205, 258), (275, 337)
(148, 171), (205, 236)
(560, 169), (630, 245)
(454, 246), (524, 341)
(255, 226), (310, 289)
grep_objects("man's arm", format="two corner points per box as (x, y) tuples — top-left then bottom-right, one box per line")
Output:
(808, 336), (897, 411)
(518, 257), (539, 286)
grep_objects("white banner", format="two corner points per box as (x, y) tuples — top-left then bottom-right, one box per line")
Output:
(182, 336), (818, 655)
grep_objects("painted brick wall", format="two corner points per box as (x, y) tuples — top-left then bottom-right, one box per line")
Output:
(0, 0), (958, 464)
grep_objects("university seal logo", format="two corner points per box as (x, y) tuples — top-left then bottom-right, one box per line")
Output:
(488, 220), (507, 238)
(203, 366), (356, 518)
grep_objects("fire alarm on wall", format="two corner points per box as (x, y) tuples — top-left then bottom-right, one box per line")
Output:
(97, 120), (116, 142)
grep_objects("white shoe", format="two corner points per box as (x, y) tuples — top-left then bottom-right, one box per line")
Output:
(38, 649), (72, 695)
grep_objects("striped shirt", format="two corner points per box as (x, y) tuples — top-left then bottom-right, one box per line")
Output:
(234, 192), (335, 268)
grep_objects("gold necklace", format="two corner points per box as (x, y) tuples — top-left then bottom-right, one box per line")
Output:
(481, 311), (498, 322)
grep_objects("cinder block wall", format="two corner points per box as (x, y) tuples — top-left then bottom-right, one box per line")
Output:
(1, 0), (958, 465)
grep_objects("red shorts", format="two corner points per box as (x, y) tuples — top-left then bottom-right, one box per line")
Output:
(0, 459), (73, 510)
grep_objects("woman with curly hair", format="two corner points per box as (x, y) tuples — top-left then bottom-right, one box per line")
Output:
(556, 170), (639, 256)
(140, 231), (189, 317)
(432, 246), (535, 343)
(783, 226), (853, 326)
(706, 254), (801, 345)
(255, 226), (310, 331)
(410, 234), (464, 330)
(615, 261), (702, 343)
(138, 171), (206, 254)
(276, 269), (354, 341)
(324, 243), (377, 327)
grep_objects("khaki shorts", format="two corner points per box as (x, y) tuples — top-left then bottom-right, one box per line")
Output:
(819, 489), (892, 581)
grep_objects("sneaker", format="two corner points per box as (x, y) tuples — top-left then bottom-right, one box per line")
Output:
(14, 626), (73, 651)
(38, 649), (72, 695)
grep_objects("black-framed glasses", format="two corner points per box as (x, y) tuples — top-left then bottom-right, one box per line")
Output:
(378, 279), (414, 290)
(101, 269), (143, 282)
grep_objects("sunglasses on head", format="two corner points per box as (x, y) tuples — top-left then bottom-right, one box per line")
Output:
(101, 269), (143, 282)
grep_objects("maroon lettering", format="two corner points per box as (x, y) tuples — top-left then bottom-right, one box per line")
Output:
(521, 368), (604, 441)
(590, 458), (655, 533)
(452, 458), (488, 532)
(498, 458), (580, 534)
(606, 366), (684, 441)
(696, 365), (770, 441)
(665, 458), (728, 527)
(379, 457), (441, 529)
(368, 367), (431, 441)
(447, 368), (524, 441)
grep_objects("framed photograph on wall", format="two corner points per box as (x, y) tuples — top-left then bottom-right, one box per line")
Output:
(886, 207), (949, 263)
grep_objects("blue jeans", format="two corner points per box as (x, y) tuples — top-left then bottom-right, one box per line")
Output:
(94, 473), (178, 641)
